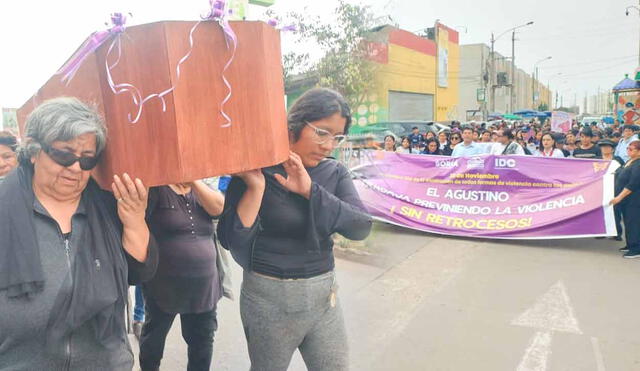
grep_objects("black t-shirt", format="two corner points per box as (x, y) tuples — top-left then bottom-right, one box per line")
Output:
(573, 145), (601, 159)
(218, 160), (372, 279)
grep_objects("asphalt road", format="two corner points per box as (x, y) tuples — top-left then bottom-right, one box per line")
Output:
(130, 222), (640, 371)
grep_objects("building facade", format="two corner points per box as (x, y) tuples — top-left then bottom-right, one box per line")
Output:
(459, 43), (551, 121)
(351, 23), (460, 127)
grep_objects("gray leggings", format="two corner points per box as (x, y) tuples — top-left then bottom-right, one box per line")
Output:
(240, 270), (348, 371)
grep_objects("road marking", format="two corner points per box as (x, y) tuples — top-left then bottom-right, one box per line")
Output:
(512, 280), (582, 334)
(512, 281), (582, 371)
(591, 337), (606, 371)
(516, 331), (552, 371)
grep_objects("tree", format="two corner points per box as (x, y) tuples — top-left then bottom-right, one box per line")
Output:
(280, 1), (388, 109)
(537, 103), (549, 112)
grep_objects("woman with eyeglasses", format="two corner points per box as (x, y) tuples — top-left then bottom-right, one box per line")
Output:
(421, 138), (443, 155)
(0, 98), (158, 369)
(0, 131), (18, 181)
(218, 88), (372, 371)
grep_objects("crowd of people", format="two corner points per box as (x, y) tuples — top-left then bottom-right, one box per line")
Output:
(382, 119), (640, 260)
(386, 120), (639, 162)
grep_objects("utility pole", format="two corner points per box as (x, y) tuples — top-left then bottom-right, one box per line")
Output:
(489, 21), (534, 114)
(490, 33), (496, 113)
(510, 30), (516, 113)
(626, 0), (640, 66)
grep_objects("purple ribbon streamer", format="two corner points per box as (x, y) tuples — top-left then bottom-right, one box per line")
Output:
(103, 20), (204, 124)
(267, 18), (297, 32)
(204, 0), (237, 128)
(57, 13), (126, 84)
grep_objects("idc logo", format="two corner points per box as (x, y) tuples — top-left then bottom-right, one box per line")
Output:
(495, 158), (517, 168)
(467, 157), (485, 169)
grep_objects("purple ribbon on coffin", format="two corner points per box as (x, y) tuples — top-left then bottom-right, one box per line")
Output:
(56, 2), (239, 126)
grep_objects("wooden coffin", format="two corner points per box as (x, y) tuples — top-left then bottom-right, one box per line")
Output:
(17, 21), (289, 189)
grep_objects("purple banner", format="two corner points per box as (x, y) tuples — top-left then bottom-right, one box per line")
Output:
(352, 151), (617, 239)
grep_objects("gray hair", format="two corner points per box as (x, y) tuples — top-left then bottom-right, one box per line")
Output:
(19, 97), (107, 164)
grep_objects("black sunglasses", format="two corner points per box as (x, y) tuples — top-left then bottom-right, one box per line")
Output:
(42, 145), (100, 170)
(451, 136), (461, 140)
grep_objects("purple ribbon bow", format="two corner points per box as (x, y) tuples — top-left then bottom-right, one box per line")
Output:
(57, 13), (127, 84)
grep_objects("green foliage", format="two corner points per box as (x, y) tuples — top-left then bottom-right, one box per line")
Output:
(537, 103), (549, 112)
(281, 1), (387, 109)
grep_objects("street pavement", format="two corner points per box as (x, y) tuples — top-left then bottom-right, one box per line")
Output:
(130, 222), (640, 371)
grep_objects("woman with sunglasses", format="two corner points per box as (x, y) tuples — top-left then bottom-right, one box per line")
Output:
(0, 131), (18, 181)
(0, 98), (158, 370)
(447, 133), (461, 156)
(218, 88), (372, 371)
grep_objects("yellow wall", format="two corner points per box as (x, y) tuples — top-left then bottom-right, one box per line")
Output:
(435, 28), (460, 121)
(374, 43), (438, 119)
(353, 27), (460, 126)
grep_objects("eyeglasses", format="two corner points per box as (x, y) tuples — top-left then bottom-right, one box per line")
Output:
(42, 145), (100, 170)
(306, 122), (347, 146)
(451, 136), (461, 141)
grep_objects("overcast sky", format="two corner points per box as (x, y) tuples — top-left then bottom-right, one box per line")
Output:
(1, 0), (638, 110)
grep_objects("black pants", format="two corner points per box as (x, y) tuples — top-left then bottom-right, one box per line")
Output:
(623, 202), (640, 253)
(139, 295), (218, 371)
(614, 204), (623, 239)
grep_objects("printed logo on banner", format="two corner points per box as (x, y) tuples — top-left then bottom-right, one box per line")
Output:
(495, 158), (517, 169)
(467, 157), (485, 169)
(592, 162), (608, 172)
(436, 159), (459, 168)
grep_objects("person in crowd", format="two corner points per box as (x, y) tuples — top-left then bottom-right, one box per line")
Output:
(451, 127), (485, 157)
(425, 131), (436, 141)
(531, 130), (543, 148)
(615, 124), (639, 163)
(422, 138), (443, 155)
(611, 131), (622, 144)
(553, 134), (570, 157)
(217, 88), (372, 371)
(132, 285), (145, 341)
(535, 133), (565, 158)
(0, 98), (158, 369)
(139, 180), (225, 371)
(364, 134), (382, 150)
(610, 141), (640, 258)
(437, 130), (451, 153)
(444, 132), (458, 156)
(383, 135), (396, 152)
(407, 126), (425, 151)
(573, 128), (602, 159)
(599, 139), (626, 242)
(563, 132), (578, 156)
(480, 130), (492, 143)
(396, 136), (412, 154)
(0, 131), (18, 181)
(490, 131), (499, 142)
(491, 129), (525, 155)
(515, 133), (533, 155)
(592, 131), (602, 143)
(599, 139), (625, 167)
